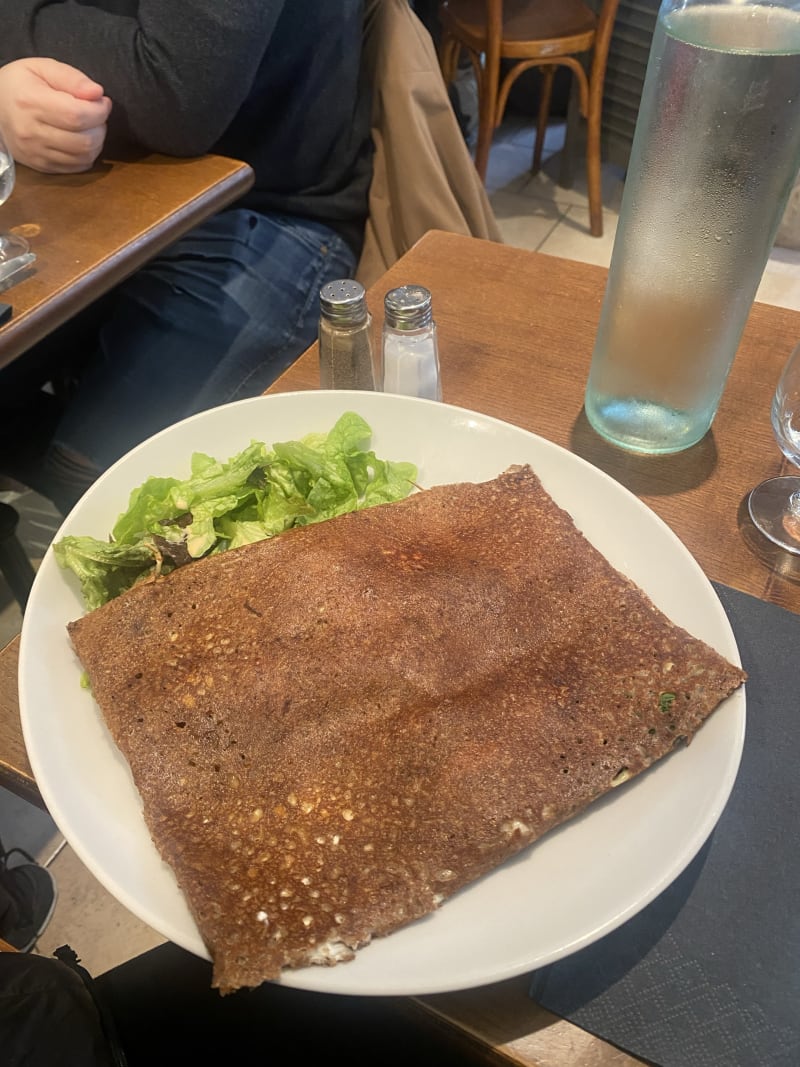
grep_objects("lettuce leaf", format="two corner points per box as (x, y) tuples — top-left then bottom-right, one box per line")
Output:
(54, 412), (417, 610)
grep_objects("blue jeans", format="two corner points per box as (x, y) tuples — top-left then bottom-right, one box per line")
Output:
(3, 208), (356, 511)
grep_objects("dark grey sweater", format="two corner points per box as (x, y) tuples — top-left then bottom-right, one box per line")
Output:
(1, 1), (373, 252)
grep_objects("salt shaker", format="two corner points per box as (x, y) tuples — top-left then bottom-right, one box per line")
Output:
(381, 285), (442, 401)
(318, 279), (376, 390)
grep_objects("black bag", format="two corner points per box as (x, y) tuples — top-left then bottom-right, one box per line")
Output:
(0, 946), (127, 1067)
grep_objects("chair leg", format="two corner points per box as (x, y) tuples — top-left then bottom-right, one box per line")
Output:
(438, 32), (460, 86)
(532, 66), (555, 175)
(586, 94), (603, 236)
(473, 69), (496, 183)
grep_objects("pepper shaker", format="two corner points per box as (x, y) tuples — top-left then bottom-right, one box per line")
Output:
(381, 285), (442, 401)
(318, 279), (376, 390)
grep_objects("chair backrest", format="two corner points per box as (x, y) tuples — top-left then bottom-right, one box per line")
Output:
(465, 0), (621, 57)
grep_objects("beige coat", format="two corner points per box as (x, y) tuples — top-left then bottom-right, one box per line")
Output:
(356, 0), (502, 287)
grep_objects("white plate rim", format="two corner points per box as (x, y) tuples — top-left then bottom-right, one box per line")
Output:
(18, 390), (745, 996)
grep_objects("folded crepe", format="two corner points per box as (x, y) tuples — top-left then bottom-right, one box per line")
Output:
(67, 465), (745, 993)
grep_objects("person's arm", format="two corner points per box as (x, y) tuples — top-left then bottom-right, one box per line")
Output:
(0, 1), (286, 156)
(0, 58), (111, 173)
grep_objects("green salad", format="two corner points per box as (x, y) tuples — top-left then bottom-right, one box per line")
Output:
(54, 412), (418, 612)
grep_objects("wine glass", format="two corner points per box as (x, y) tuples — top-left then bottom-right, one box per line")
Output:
(0, 130), (31, 262)
(747, 341), (800, 555)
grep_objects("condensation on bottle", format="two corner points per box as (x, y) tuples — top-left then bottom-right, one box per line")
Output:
(584, 0), (800, 455)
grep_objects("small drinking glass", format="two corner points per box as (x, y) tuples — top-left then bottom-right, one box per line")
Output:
(0, 130), (31, 262)
(747, 341), (800, 554)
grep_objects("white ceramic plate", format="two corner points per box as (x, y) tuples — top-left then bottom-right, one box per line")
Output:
(19, 391), (745, 996)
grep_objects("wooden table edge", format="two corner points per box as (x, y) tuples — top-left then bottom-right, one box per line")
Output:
(0, 158), (255, 369)
(0, 634), (42, 807)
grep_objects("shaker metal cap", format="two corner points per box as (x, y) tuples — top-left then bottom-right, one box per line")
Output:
(384, 285), (433, 330)
(319, 278), (367, 324)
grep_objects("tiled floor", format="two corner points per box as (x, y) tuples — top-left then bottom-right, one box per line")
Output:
(486, 114), (800, 310)
(3, 112), (800, 978)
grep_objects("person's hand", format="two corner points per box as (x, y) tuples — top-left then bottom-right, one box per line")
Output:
(0, 57), (112, 173)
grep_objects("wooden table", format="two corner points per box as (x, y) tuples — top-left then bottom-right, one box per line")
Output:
(268, 230), (800, 611)
(262, 229), (800, 1065)
(0, 152), (254, 370)
(3, 229), (799, 1066)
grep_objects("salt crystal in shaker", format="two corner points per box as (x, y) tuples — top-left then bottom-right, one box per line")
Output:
(381, 285), (442, 401)
(318, 279), (376, 390)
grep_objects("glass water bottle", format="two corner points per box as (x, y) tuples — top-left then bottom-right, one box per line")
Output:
(584, 0), (800, 455)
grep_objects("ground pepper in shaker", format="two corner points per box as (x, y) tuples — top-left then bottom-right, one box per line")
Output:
(318, 279), (376, 390)
(381, 285), (442, 401)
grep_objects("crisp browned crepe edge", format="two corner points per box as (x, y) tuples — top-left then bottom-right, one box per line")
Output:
(67, 466), (746, 992)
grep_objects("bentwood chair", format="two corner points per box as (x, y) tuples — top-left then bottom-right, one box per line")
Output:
(438, 0), (621, 236)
